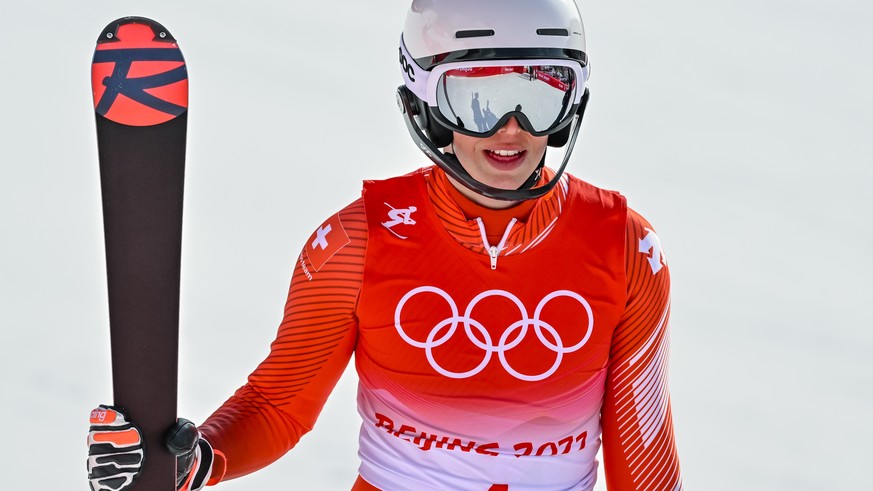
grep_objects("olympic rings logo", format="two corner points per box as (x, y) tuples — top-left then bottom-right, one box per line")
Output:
(394, 286), (594, 381)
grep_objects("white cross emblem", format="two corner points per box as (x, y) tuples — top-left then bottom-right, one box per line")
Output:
(638, 228), (666, 274)
(312, 224), (332, 250)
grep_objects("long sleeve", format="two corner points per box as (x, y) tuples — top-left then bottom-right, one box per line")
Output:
(198, 198), (368, 482)
(601, 208), (682, 490)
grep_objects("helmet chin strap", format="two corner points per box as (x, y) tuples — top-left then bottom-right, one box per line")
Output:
(397, 86), (586, 201)
(518, 155), (545, 190)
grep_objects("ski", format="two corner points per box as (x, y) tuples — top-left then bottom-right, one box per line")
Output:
(92, 16), (188, 490)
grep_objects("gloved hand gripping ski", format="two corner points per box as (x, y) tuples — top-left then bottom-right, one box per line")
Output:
(87, 406), (144, 491)
(166, 418), (216, 491)
(87, 406), (217, 491)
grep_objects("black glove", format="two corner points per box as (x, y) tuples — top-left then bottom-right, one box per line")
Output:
(87, 405), (144, 491)
(166, 418), (216, 491)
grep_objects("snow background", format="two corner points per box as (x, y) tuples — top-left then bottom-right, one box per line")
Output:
(1, 0), (871, 489)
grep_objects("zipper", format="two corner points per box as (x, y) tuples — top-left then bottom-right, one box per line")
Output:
(476, 217), (517, 270)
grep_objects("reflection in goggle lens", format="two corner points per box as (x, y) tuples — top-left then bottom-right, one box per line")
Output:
(436, 65), (576, 134)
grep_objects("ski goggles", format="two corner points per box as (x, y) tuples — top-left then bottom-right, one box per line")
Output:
(403, 54), (589, 138)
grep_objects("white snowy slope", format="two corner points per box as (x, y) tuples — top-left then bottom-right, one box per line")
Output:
(0, 1), (871, 490)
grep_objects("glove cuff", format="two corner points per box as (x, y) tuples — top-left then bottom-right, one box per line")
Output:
(206, 449), (227, 486)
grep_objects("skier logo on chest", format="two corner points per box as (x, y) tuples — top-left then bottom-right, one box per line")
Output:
(381, 203), (417, 239)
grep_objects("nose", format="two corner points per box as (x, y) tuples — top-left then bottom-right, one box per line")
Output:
(498, 116), (522, 134)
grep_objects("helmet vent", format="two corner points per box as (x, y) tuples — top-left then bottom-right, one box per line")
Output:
(455, 29), (495, 39)
(536, 28), (569, 37)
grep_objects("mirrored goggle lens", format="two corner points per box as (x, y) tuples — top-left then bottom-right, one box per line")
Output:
(435, 65), (576, 134)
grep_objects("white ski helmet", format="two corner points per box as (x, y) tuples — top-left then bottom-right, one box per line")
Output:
(396, 0), (591, 200)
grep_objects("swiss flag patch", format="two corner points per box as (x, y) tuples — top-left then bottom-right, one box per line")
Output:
(304, 214), (350, 272)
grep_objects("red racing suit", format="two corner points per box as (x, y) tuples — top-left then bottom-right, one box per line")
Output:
(199, 167), (682, 490)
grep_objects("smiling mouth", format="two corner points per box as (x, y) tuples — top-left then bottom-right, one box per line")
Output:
(485, 149), (526, 166)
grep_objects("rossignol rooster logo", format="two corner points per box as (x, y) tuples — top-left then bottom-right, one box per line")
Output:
(91, 20), (188, 126)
